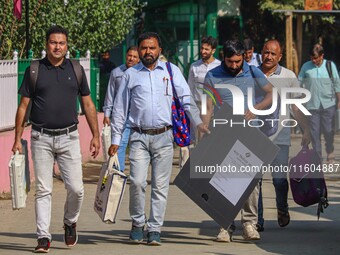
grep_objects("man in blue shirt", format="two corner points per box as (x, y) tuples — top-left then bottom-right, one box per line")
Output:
(298, 43), (340, 163)
(202, 40), (273, 242)
(109, 32), (209, 245)
(103, 46), (139, 170)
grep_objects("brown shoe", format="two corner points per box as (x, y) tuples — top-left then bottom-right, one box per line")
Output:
(63, 223), (78, 247)
(278, 210), (290, 227)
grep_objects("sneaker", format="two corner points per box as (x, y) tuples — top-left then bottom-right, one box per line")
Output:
(34, 238), (50, 253)
(242, 222), (260, 240)
(147, 231), (161, 246)
(215, 228), (232, 242)
(129, 226), (144, 243)
(256, 223), (264, 232)
(64, 223), (78, 247)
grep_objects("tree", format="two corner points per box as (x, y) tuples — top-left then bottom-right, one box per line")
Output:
(0, 0), (145, 59)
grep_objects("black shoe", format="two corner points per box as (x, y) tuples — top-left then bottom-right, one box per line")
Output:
(278, 210), (290, 227)
(256, 223), (264, 232)
(64, 223), (78, 247)
(34, 238), (50, 253)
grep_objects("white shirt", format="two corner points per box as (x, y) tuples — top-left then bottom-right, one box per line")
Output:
(263, 65), (300, 146)
(188, 58), (221, 102)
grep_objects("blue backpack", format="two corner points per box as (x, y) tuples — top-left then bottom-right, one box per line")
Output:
(249, 65), (280, 137)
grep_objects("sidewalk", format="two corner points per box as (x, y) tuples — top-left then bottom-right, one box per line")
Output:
(1, 134), (340, 255)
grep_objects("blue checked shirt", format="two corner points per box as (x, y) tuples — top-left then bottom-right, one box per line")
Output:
(111, 60), (202, 145)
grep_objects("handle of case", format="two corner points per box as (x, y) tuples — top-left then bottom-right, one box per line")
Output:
(107, 154), (120, 172)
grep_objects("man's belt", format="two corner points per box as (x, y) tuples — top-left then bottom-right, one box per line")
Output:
(32, 124), (77, 136)
(131, 126), (172, 135)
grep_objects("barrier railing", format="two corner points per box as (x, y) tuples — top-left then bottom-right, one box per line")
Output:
(0, 60), (18, 131)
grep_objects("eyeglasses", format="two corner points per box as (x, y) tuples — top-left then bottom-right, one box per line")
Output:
(48, 41), (67, 46)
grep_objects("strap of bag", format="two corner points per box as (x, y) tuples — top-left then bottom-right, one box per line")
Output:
(165, 62), (178, 99)
(249, 65), (259, 88)
(24, 60), (40, 122)
(70, 59), (85, 114)
(108, 154), (120, 172)
(317, 192), (329, 220)
(326, 60), (336, 100)
(256, 53), (262, 66)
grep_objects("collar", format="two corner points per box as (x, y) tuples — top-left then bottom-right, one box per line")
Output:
(273, 64), (282, 75)
(259, 64), (282, 76)
(43, 57), (67, 70)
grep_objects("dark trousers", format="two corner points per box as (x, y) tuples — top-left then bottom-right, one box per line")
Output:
(309, 106), (336, 158)
(258, 145), (289, 226)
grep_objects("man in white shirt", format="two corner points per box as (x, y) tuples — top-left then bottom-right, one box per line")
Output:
(188, 36), (221, 104)
(180, 36), (221, 168)
(257, 39), (311, 232)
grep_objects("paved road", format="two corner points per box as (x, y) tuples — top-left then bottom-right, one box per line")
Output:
(1, 134), (340, 255)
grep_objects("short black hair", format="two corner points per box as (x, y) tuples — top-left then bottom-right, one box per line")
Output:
(223, 40), (244, 58)
(309, 43), (324, 57)
(201, 36), (218, 49)
(46, 25), (68, 42)
(127, 46), (138, 53)
(138, 32), (162, 48)
(243, 38), (254, 51)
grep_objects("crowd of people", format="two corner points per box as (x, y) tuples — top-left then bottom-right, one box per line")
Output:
(11, 25), (340, 253)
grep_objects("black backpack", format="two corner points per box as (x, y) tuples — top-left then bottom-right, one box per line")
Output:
(24, 59), (84, 122)
(326, 60), (337, 101)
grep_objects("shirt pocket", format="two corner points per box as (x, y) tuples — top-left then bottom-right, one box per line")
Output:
(161, 76), (173, 97)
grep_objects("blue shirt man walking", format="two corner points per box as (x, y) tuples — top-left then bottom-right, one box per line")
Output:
(109, 32), (209, 245)
(103, 46), (139, 170)
(203, 40), (273, 242)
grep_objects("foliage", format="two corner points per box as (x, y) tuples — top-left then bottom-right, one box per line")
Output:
(258, 0), (304, 11)
(0, 0), (145, 59)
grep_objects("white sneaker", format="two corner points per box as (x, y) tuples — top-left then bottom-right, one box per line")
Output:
(216, 228), (232, 242)
(242, 222), (260, 240)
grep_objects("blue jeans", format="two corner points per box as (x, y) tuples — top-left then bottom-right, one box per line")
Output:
(128, 129), (174, 233)
(117, 124), (131, 171)
(309, 106), (335, 158)
(258, 145), (289, 226)
(31, 129), (83, 240)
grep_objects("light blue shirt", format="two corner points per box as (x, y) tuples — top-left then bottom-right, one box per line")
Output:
(103, 64), (127, 117)
(111, 60), (202, 145)
(298, 59), (340, 110)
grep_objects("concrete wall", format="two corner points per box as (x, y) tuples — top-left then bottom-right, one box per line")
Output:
(0, 113), (105, 193)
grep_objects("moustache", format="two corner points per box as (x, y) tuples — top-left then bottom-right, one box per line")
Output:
(143, 54), (154, 59)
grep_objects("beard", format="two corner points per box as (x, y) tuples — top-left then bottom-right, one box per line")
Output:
(225, 65), (242, 76)
(201, 53), (212, 61)
(141, 53), (159, 66)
